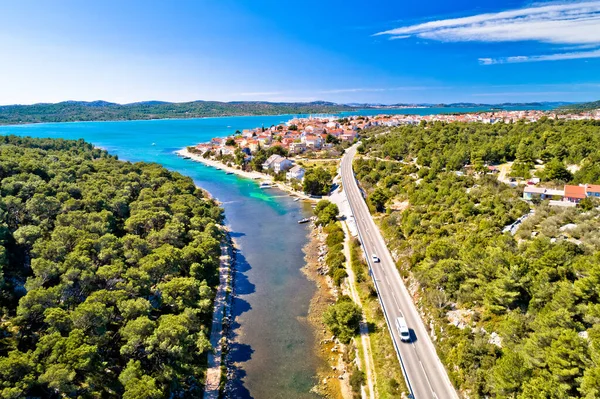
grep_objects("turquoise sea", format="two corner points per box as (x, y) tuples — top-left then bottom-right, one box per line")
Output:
(0, 105), (553, 398)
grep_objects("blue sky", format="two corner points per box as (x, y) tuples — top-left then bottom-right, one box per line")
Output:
(1, 0), (599, 105)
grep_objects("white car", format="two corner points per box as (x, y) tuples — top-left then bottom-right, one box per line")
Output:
(372, 254), (380, 263)
(396, 314), (410, 342)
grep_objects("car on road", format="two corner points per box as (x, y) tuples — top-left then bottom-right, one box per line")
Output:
(396, 314), (410, 342)
(372, 254), (380, 263)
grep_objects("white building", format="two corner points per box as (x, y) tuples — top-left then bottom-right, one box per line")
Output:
(290, 142), (307, 154)
(262, 154), (293, 173)
(303, 135), (323, 149)
(286, 165), (305, 181)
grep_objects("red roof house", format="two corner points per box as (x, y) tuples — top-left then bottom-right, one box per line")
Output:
(564, 185), (586, 203)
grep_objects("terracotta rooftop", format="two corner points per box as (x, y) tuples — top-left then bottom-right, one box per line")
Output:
(586, 184), (600, 193)
(564, 185), (586, 199)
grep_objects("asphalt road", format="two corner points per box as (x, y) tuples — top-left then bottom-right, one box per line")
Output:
(341, 144), (459, 399)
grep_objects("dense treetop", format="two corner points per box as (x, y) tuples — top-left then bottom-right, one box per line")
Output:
(0, 135), (224, 398)
(363, 118), (600, 178)
(356, 119), (600, 398)
(0, 100), (354, 125)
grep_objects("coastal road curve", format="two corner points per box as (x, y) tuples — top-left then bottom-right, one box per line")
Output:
(341, 144), (459, 399)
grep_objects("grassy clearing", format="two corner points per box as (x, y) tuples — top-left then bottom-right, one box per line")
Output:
(298, 159), (340, 175)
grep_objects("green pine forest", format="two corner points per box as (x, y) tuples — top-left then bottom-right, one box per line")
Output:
(0, 136), (224, 398)
(355, 118), (600, 398)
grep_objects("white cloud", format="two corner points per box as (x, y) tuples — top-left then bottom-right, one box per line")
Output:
(377, 1), (600, 64)
(478, 58), (494, 65)
(376, 1), (600, 44)
(480, 48), (600, 64)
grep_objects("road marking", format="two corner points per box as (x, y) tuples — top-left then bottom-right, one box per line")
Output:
(390, 291), (400, 308)
(384, 273), (391, 286)
(418, 360), (436, 397)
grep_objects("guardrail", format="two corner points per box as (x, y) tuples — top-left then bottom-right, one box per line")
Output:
(341, 157), (415, 399)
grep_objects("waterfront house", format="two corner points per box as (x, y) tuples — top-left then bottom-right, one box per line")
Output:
(262, 154), (280, 170)
(286, 165), (305, 181)
(564, 185), (586, 203)
(262, 154), (293, 173)
(272, 157), (293, 173)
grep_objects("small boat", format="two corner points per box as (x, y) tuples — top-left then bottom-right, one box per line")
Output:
(259, 182), (272, 189)
(226, 171), (233, 175)
(182, 156), (191, 160)
(297, 218), (310, 224)
(293, 197), (300, 202)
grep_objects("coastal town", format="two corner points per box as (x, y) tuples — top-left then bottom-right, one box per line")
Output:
(178, 109), (600, 199)
(188, 109), (600, 161)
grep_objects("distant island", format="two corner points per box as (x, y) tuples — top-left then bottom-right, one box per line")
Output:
(0, 99), (592, 125)
(0, 100), (355, 125)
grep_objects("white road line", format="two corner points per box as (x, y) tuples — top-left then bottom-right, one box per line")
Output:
(418, 360), (436, 397)
(390, 291), (400, 308)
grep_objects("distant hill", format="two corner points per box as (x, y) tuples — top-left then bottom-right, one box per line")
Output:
(558, 100), (600, 111)
(0, 99), (578, 125)
(0, 100), (356, 125)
